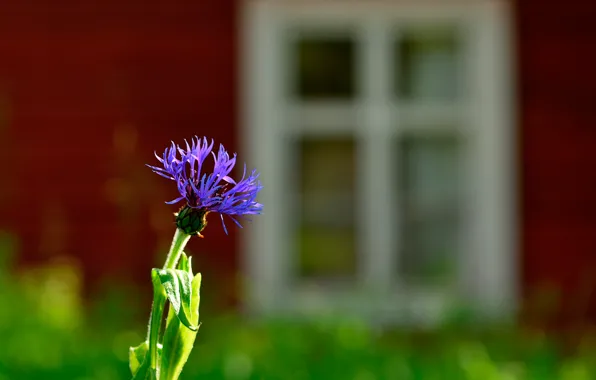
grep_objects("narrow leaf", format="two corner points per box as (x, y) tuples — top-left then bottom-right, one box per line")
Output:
(156, 269), (198, 331)
(190, 273), (202, 321)
(160, 272), (202, 380)
(131, 357), (150, 380)
(177, 252), (189, 273)
(130, 343), (162, 380)
(129, 341), (148, 377)
(187, 255), (194, 276)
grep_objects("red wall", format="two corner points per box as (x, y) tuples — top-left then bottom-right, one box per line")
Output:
(517, 1), (596, 326)
(6, 0), (595, 322)
(0, 1), (240, 301)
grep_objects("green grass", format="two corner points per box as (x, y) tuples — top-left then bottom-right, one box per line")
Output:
(0, 232), (594, 379)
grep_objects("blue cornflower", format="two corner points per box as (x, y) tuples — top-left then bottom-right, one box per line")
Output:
(148, 137), (263, 236)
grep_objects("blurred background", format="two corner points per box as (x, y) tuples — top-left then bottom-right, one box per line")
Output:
(1, 0), (596, 379)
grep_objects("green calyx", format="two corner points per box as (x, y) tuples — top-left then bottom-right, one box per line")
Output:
(175, 206), (208, 236)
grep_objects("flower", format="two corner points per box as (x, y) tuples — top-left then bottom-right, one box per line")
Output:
(148, 136), (263, 235)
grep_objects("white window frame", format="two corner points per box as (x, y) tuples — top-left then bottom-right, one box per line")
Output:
(240, 0), (517, 325)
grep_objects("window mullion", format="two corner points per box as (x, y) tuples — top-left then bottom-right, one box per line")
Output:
(359, 18), (395, 295)
(463, 7), (516, 318)
(244, 8), (289, 314)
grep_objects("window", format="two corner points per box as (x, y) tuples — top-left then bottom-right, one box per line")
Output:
(242, 0), (516, 325)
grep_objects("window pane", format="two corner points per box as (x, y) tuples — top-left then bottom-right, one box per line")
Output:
(294, 37), (355, 99)
(395, 27), (461, 101)
(296, 138), (357, 279)
(397, 133), (462, 284)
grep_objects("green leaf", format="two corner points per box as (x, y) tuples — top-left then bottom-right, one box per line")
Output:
(177, 251), (194, 277)
(130, 342), (151, 380)
(187, 255), (194, 276)
(130, 341), (163, 380)
(129, 341), (148, 377)
(131, 358), (150, 380)
(155, 269), (198, 331)
(190, 273), (201, 322)
(177, 252), (190, 274)
(160, 273), (202, 380)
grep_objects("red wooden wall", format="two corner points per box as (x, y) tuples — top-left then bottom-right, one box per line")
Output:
(2, 0), (596, 323)
(517, 1), (596, 326)
(0, 0), (240, 301)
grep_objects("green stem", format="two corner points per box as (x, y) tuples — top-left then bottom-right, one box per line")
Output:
(163, 229), (192, 270)
(148, 278), (166, 374)
(146, 228), (192, 377)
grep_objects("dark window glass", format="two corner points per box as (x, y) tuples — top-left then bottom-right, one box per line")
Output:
(294, 37), (356, 99)
(296, 138), (357, 279)
(397, 132), (462, 284)
(396, 28), (461, 101)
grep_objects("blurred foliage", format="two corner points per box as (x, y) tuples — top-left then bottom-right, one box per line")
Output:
(1, 231), (596, 379)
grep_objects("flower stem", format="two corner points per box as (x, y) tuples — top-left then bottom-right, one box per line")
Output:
(148, 278), (166, 374)
(163, 228), (192, 270)
(146, 228), (192, 377)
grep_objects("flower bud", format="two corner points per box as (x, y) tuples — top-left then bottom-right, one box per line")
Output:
(175, 206), (208, 236)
